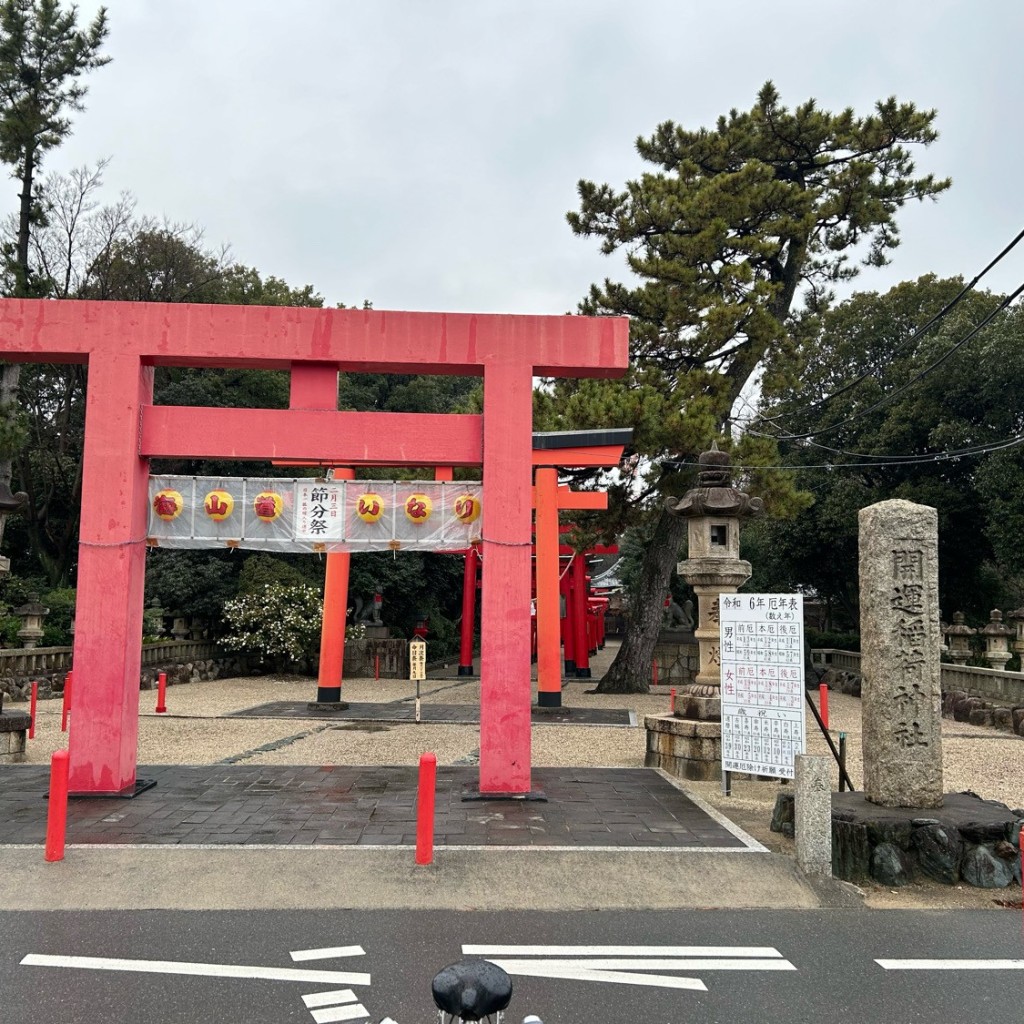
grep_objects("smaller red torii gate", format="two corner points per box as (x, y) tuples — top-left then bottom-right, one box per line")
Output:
(0, 300), (628, 797)
(312, 447), (627, 708)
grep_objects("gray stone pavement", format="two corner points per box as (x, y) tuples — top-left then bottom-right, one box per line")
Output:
(0, 765), (748, 849)
(0, 640), (866, 911)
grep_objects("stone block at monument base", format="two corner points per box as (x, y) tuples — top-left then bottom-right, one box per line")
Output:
(644, 714), (722, 781)
(772, 789), (1023, 889)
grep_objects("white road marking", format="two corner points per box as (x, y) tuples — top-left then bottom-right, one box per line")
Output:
(20, 953), (370, 986)
(292, 946), (366, 961)
(302, 990), (359, 1008)
(877, 959), (1024, 970)
(484, 962), (707, 991)
(310, 1004), (369, 1023)
(463, 944), (795, 991)
(463, 945), (783, 957)
(491, 957), (794, 971)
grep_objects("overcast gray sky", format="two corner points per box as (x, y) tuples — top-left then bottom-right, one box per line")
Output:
(16, 0), (1024, 313)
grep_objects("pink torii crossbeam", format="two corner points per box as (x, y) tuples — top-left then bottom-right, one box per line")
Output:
(0, 300), (628, 796)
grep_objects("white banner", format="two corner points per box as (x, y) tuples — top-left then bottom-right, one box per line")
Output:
(719, 593), (805, 779)
(147, 476), (483, 553)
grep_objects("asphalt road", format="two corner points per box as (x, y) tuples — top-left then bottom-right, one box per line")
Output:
(3, 908), (1023, 1024)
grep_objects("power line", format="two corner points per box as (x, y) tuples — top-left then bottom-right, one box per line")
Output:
(664, 430), (1024, 474)
(757, 281), (1024, 443)
(744, 224), (1024, 434)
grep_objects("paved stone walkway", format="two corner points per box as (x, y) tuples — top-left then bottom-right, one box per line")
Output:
(0, 765), (752, 850)
(227, 701), (634, 726)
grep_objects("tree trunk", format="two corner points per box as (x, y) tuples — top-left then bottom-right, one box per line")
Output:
(0, 146), (36, 552)
(0, 362), (22, 550)
(594, 506), (687, 693)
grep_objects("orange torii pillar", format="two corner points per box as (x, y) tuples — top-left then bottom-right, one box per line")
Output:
(286, 366), (358, 707)
(458, 545), (479, 676)
(560, 558), (575, 675)
(316, 468), (354, 704)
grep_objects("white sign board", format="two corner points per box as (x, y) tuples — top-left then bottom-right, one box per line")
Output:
(719, 594), (805, 779)
(409, 640), (427, 681)
(294, 482), (344, 541)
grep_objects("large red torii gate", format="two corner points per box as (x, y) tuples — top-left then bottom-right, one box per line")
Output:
(0, 300), (628, 797)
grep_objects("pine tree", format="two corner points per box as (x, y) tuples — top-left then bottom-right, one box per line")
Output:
(550, 82), (950, 692)
(0, 0), (109, 550)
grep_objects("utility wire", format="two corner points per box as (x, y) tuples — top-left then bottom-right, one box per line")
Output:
(744, 224), (1024, 433)
(664, 431), (1024, 474)
(758, 281), (1024, 443)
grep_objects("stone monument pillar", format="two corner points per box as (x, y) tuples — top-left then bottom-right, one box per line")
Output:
(859, 499), (943, 809)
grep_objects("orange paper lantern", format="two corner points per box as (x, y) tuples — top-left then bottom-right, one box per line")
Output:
(253, 491), (284, 523)
(356, 492), (385, 523)
(404, 493), (432, 524)
(453, 494), (481, 524)
(152, 489), (184, 521)
(203, 489), (234, 521)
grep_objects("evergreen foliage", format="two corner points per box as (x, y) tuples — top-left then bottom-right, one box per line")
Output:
(0, 0), (109, 554)
(749, 275), (1024, 624)
(549, 82), (950, 691)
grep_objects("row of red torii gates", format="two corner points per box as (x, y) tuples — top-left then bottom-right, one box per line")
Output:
(0, 299), (628, 797)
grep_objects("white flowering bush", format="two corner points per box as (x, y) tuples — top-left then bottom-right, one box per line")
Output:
(221, 582), (323, 668)
(346, 620), (367, 642)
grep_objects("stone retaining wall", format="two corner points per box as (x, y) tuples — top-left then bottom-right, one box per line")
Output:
(0, 641), (252, 702)
(815, 654), (1024, 739)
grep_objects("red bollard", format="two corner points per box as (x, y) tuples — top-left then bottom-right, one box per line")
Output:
(415, 752), (437, 865)
(374, 654), (380, 681)
(29, 681), (37, 739)
(670, 687), (676, 714)
(651, 659), (659, 688)
(60, 671), (72, 732)
(45, 749), (70, 862)
(155, 671), (168, 714)
(819, 682), (830, 731)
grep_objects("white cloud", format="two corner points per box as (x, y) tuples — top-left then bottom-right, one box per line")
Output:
(11, 0), (1023, 312)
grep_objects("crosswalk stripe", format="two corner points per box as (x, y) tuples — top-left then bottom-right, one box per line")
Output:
(310, 1004), (369, 1023)
(302, 990), (358, 1008)
(292, 946), (366, 961)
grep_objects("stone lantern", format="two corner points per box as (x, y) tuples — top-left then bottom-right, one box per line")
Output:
(15, 592), (49, 649)
(943, 612), (975, 665)
(1005, 606), (1024, 659)
(170, 614), (190, 641)
(981, 609), (1014, 670)
(143, 598), (166, 638)
(666, 445), (763, 720)
(644, 445), (762, 781)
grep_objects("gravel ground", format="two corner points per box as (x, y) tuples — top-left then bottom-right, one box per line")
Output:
(22, 665), (1022, 810)
(15, 646), (1022, 909)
